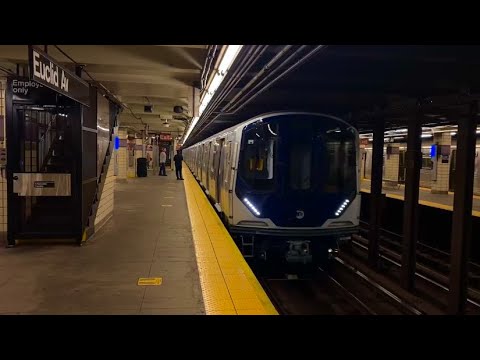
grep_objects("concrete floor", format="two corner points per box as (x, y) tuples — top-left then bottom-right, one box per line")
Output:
(0, 171), (205, 315)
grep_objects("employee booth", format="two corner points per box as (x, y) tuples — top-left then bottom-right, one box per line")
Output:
(6, 75), (84, 242)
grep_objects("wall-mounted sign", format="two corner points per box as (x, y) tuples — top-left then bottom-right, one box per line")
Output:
(34, 181), (55, 188)
(28, 46), (90, 107)
(159, 133), (172, 141)
(8, 76), (58, 105)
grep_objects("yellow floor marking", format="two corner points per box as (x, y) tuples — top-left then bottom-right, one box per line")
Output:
(138, 278), (162, 286)
(183, 163), (277, 315)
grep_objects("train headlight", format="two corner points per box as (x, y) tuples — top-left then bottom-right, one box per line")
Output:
(334, 199), (350, 217)
(243, 197), (261, 216)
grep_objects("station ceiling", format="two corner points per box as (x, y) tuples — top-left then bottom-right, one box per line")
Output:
(184, 45), (480, 147)
(0, 45), (208, 137)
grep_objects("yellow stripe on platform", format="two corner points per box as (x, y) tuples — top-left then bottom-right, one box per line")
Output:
(183, 163), (278, 315)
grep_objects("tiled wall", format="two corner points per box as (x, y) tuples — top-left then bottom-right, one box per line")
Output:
(117, 129), (127, 180)
(431, 132), (451, 193)
(94, 154), (115, 227)
(0, 79), (7, 234)
(384, 146), (400, 181)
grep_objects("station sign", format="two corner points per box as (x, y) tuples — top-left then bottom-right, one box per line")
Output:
(159, 133), (172, 141)
(8, 76), (58, 105)
(28, 46), (90, 107)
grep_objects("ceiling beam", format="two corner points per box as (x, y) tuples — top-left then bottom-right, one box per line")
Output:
(90, 73), (190, 87)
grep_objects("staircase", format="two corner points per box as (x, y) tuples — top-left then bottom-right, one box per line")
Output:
(81, 122), (116, 243)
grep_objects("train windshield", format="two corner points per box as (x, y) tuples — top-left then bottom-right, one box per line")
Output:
(238, 115), (357, 195)
(239, 121), (278, 191)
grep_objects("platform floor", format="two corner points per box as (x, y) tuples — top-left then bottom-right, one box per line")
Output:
(0, 173), (204, 314)
(361, 179), (480, 217)
(0, 166), (277, 315)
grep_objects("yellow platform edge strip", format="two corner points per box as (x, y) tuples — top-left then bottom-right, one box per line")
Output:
(183, 163), (278, 315)
(360, 187), (480, 218)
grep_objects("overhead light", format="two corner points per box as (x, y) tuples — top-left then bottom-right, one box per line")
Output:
(421, 134), (433, 138)
(182, 45), (243, 144)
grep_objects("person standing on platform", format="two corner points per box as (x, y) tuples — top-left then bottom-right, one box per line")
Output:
(174, 150), (184, 180)
(159, 148), (167, 176)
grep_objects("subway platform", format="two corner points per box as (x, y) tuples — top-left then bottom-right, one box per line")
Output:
(360, 179), (480, 217)
(0, 166), (277, 315)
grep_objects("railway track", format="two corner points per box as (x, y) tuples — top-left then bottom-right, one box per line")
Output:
(358, 220), (480, 287)
(349, 224), (480, 313)
(258, 257), (422, 315)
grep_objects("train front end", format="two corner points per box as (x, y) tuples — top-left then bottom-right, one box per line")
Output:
(231, 113), (360, 264)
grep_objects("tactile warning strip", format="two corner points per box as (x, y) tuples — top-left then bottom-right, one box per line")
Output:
(183, 163), (278, 315)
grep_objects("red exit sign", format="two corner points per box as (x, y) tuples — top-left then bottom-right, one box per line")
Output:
(159, 133), (172, 141)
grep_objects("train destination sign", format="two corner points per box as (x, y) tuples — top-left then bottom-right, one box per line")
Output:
(28, 46), (90, 107)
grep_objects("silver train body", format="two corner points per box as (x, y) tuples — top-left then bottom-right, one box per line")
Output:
(183, 112), (361, 263)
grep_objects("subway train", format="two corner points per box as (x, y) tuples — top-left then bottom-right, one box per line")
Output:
(183, 112), (361, 264)
(361, 138), (480, 194)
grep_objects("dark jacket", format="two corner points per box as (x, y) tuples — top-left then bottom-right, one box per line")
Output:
(173, 154), (183, 167)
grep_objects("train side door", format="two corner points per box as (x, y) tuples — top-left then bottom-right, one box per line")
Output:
(223, 141), (232, 218)
(216, 138), (225, 204)
(200, 144), (204, 183)
(228, 141), (239, 221)
(207, 141), (213, 192)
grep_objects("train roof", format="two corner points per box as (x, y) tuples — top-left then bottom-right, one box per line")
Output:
(183, 111), (357, 149)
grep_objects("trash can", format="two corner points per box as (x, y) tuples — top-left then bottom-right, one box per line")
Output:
(137, 157), (148, 177)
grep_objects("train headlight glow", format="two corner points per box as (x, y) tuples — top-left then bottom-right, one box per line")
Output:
(334, 199), (351, 217)
(243, 197), (261, 216)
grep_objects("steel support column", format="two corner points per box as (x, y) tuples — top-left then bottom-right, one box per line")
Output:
(401, 108), (423, 291)
(448, 102), (478, 314)
(368, 118), (385, 268)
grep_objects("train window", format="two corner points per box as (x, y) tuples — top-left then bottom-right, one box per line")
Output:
(289, 134), (312, 190)
(239, 122), (278, 190)
(323, 130), (357, 194)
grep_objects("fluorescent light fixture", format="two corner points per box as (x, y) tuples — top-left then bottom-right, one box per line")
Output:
(182, 45), (243, 144)
(243, 197), (261, 216)
(421, 134), (433, 138)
